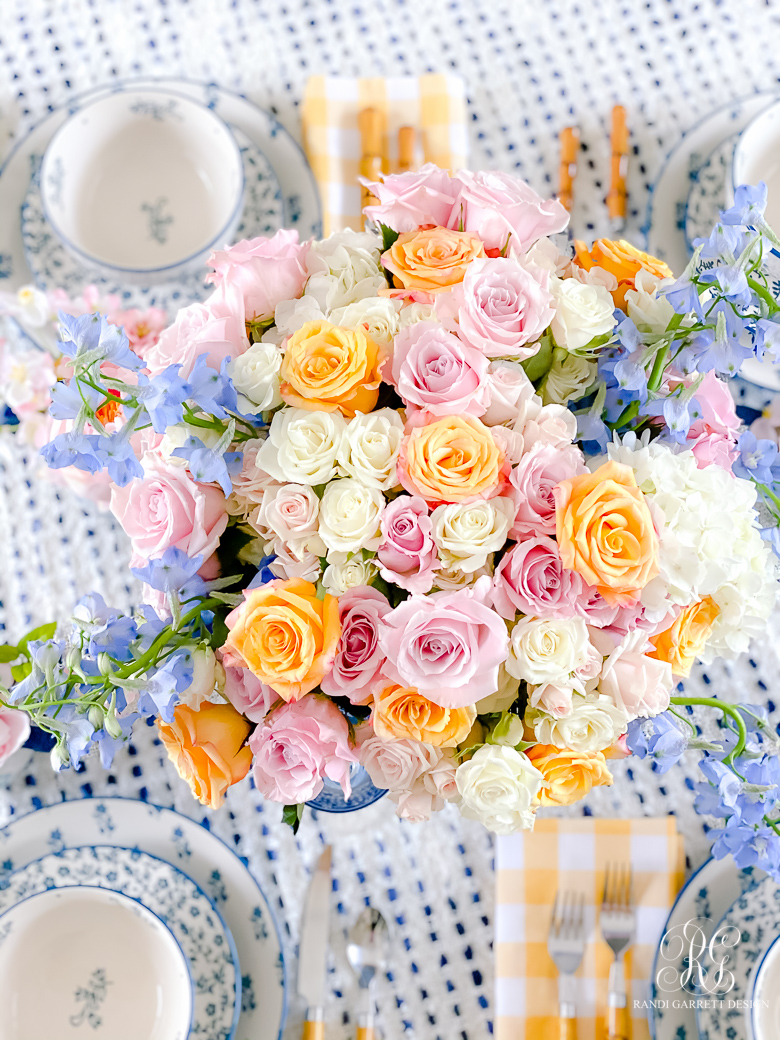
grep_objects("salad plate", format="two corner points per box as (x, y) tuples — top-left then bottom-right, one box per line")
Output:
(650, 856), (760, 1040)
(1, 844), (238, 1040)
(683, 133), (737, 252)
(0, 798), (287, 1040)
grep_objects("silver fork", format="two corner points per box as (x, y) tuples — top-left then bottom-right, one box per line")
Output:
(547, 890), (586, 1040)
(600, 863), (635, 1040)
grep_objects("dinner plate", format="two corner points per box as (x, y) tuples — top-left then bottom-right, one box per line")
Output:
(650, 856), (760, 1040)
(644, 93), (777, 276)
(0, 76), (321, 349)
(20, 125), (283, 313)
(695, 874), (780, 1040)
(683, 133), (738, 252)
(0, 798), (287, 1040)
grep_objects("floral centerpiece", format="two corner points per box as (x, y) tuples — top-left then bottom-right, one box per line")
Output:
(2, 167), (780, 874)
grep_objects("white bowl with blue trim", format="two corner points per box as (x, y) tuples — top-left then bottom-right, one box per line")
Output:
(732, 99), (780, 232)
(0, 884), (193, 1040)
(39, 87), (244, 283)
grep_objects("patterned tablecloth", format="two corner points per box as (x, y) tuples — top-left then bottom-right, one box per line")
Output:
(1, 2), (780, 1037)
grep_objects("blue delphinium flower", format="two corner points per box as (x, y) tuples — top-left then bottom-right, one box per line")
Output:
(720, 181), (768, 227)
(626, 713), (688, 772)
(135, 365), (191, 434)
(732, 430), (780, 483)
(661, 271), (705, 319)
(686, 304), (753, 376)
(247, 555), (278, 589)
(95, 430), (143, 487)
(698, 265), (752, 309)
(49, 379), (102, 421)
(134, 649), (194, 723)
(40, 431), (102, 473)
(172, 435), (243, 496)
(187, 356), (238, 418)
(58, 312), (143, 371)
(93, 711), (139, 769)
(131, 548), (205, 593)
(693, 222), (747, 262)
(754, 318), (780, 363)
(708, 816), (780, 879)
(761, 526), (780, 558)
(71, 594), (138, 660)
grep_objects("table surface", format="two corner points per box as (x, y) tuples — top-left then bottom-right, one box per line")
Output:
(1, 1), (780, 1037)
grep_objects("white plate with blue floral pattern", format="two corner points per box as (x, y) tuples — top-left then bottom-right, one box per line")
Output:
(0, 76), (321, 348)
(684, 133), (738, 253)
(695, 874), (780, 1040)
(20, 125), (284, 313)
(650, 856), (761, 1040)
(1, 844), (239, 1040)
(0, 799), (287, 1040)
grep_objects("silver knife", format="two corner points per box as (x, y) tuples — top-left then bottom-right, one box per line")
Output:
(298, 845), (332, 1040)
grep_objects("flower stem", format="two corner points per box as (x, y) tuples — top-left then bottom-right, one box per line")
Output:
(670, 695), (747, 765)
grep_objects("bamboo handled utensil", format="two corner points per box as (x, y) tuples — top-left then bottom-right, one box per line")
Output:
(359, 107), (384, 211)
(558, 126), (580, 214)
(398, 125), (416, 172)
(607, 105), (629, 232)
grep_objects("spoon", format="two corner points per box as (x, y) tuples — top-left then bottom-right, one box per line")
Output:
(346, 906), (389, 1040)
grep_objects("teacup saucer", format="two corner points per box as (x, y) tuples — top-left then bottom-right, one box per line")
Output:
(2, 844), (240, 1040)
(0, 77), (321, 348)
(21, 126), (283, 313)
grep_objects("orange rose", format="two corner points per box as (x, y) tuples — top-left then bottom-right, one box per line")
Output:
(280, 320), (382, 417)
(158, 701), (253, 809)
(382, 227), (486, 294)
(373, 682), (476, 747)
(399, 415), (504, 504)
(554, 460), (659, 605)
(222, 578), (341, 702)
(573, 238), (672, 310)
(525, 743), (613, 806)
(649, 596), (720, 677)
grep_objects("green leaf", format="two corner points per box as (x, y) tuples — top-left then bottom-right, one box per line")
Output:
(208, 592), (245, 607)
(208, 609), (230, 652)
(10, 661), (31, 683)
(379, 223), (400, 252)
(282, 803), (305, 835)
(0, 645), (20, 663)
(521, 333), (555, 383)
(18, 622), (57, 653)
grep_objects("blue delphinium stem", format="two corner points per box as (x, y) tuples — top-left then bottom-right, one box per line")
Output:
(670, 694), (747, 766)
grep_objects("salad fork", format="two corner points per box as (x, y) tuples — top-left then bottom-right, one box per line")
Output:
(600, 863), (635, 1040)
(547, 890), (585, 1040)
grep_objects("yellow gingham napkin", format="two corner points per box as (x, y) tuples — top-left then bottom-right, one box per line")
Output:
(301, 73), (468, 235)
(496, 817), (685, 1040)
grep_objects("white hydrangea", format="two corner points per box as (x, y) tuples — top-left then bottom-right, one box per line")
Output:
(597, 434), (778, 657)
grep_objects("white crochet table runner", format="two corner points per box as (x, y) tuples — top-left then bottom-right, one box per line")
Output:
(2, 2), (780, 1037)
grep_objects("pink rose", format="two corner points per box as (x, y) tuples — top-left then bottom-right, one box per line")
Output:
(206, 229), (310, 321)
(684, 371), (739, 471)
(594, 630), (673, 721)
(110, 453), (228, 561)
(249, 695), (358, 803)
(358, 733), (441, 791)
(377, 575), (509, 708)
(251, 484), (321, 554)
(223, 665), (278, 723)
(492, 536), (584, 619)
(362, 164), (459, 232)
(435, 257), (555, 358)
(448, 170), (569, 253)
(143, 285), (248, 377)
(481, 362), (537, 426)
(321, 587), (391, 704)
(528, 683), (575, 718)
(376, 495), (439, 594)
(391, 321), (490, 417)
(0, 705), (29, 767)
(229, 440), (279, 517)
(508, 442), (587, 538)
(517, 402), (578, 452)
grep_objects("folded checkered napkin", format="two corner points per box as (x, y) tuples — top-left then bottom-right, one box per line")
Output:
(496, 817), (684, 1040)
(301, 73), (468, 235)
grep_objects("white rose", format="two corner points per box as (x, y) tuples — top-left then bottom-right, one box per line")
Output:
(550, 277), (616, 351)
(267, 295), (327, 344)
(338, 409), (404, 490)
(257, 408), (346, 485)
(529, 691), (628, 752)
(229, 341), (283, 411)
(398, 302), (437, 328)
(456, 745), (543, 835)
(267, 539), (323, 583)
(159, 421), (223, 465)
(431, 498), (515, 573)
(178, 646), (223, 710)
(322, 555), (378, 594)
(433, 559), (494, 592)
(541, 352), (597, 406)
(360, 735), (441, 791)
(304, 230), (385, 310)
(318, 478), (384, 553)
(250, 483), (324, 555)
(330, 296), (401, 347)
(516, 401), (578, 452)
(482, 361), (538, 427)
(626, 268), (675, 333)
(506, 616), (591, 686)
